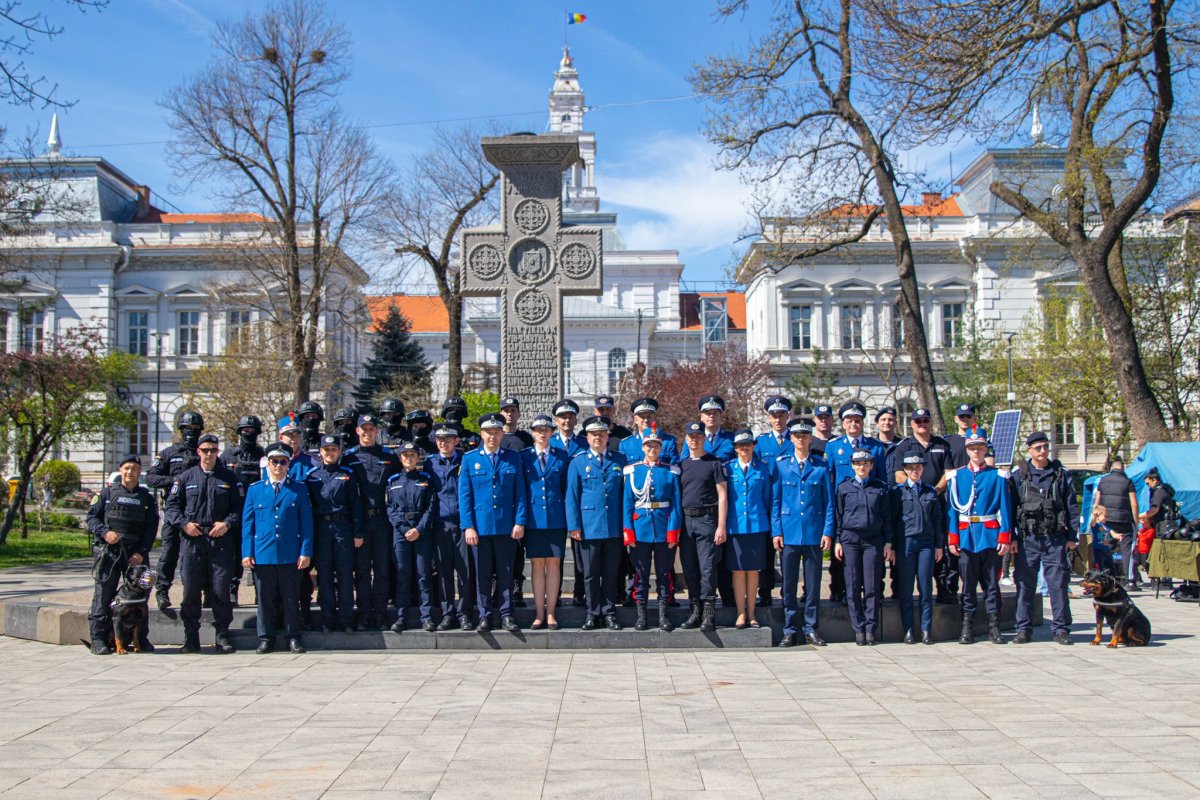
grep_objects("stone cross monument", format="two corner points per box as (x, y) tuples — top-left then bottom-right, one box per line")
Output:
(461, 134), (603, 414)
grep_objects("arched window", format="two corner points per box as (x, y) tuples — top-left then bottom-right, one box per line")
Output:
(562, 349), (572, 392)
(128, 409), (151, 458)
(607, 348), (626, 394)
(896, 398), (917, 419)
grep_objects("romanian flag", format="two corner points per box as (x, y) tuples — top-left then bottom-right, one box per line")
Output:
(568, 12), (586, 24)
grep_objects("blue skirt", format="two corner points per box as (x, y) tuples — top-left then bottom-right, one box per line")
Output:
(728, 531), (766, 572)
(525, 527), (566, 559)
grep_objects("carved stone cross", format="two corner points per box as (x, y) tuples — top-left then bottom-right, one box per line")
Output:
(461, 134), (603, 414)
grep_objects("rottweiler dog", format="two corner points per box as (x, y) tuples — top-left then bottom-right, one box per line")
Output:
(1079, 570), (1151, 648)
(111, 564), (157, 654)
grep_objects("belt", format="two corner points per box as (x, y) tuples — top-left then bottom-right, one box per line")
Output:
(317, 513), (348, 521)
(400, 512), (421, 522)
(965, 514), (999, 523)
(683, 506), (716, 517)
(636, 501), (671, 510)
(365, 508), (385, 519)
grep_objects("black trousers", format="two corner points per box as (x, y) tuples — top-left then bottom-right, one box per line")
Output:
(88, 546), (150, 643)
(255, 563), (301, 640)
(179, 533), (236, 637)
(579, 537), (622, 617)
(959, 548), (1002, 617)
(631, 540), (674, 603)
(680, 511), (722, 603)
(570, 538), (586, 603)
(936, 540), (961, 597)
(758, 532), (777, 603)
(828, 549), (846, 599)
(512, 538), (526, 587)
(434, 520), (472, 618)
(314, 521), (356, 627)
(842, 537), (883, 635)
(473, 535), (517, 619)
(155, 522), (181, 591)
(355, 512), (392, 620)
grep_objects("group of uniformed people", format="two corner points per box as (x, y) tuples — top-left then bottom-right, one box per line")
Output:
(84, 392), (1081, 653)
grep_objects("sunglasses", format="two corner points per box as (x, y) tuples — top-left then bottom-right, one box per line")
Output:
(197, 447), (219, 454)
(1030, 443), (1050, 451)
(267, 457), (290, 465)
(912, 418), (931, 424)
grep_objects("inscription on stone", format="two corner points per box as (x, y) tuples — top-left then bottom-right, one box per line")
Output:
(460, 135), (603, 414)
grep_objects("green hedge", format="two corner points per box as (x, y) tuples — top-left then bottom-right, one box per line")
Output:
(25, 510), (81, 529)
(34, 460), (82, 500)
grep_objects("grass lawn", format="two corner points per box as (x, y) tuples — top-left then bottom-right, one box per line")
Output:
(0, 526), (92, 569)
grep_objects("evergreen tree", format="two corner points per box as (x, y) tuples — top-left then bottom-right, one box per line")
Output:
(353, 306), (432, 411)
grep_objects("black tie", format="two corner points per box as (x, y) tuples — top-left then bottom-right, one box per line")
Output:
(489, 452), (498, 470)
(539, 452), (547, 471)
(274, 482), (280, 496)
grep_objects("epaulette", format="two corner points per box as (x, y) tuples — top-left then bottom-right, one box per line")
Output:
(339, 466), (353, 474)
(387, 473), (403, 482)
(346, 446), (360, 454)
(776, 454), (791, 461)
(622, 464), (637, 475)
(571, 450), (588, 458)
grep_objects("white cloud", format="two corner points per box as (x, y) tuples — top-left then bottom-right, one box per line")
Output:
(599, 133), (753, 259)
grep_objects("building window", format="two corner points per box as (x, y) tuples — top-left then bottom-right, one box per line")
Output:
(227, 310), (251, 350)
(0, 310), (7, 353)
(176, 311), (200, 356)
(1086, 418), (1106, 445)
(943, 303), (964, 349)
(128, 312), (149, 356)
(701, 297), (728, 346)
(607, 347), (627, 394)
(562, 349), (572, 392)
(128, 409), (151, 458)
(1054, 418), (1076, 446)
(840, 304), (862, 350)
(20, 309), (44, 353)
(789, 305), (812, 350)
(896, 398), (916, 419)
(892, 302), (905, 350)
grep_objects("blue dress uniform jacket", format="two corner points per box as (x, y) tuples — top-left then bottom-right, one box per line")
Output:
(459, 448), (529, 535)
(946, 466), (1014, 551)
(520, 448), (570, 530)
(386, 470), (437, 537)
(424, 452), (461, 523)
(771, 455), (835, 546)
(566, 449), (628, 539)
(620, 431), (680, 465)
(826, 435), (889, 487)
(622, 462), (682, 544)
(683, 431), (736, 462)
(304, 463), (364, 536)
(725, 457), (774, 535)
(242, 478), (314, 565)
(835, 477), (898, 545)
(549, 432), (587, 459)
(754, 431), (793, 461)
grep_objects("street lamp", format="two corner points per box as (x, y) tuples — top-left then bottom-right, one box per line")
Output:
(151, 332), (166, 454)
(1004, 331), (1017, 409)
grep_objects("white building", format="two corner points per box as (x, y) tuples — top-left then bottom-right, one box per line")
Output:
(0, 122), (368, 482)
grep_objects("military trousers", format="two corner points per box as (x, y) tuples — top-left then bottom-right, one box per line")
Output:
(314, 521), (356, 628)
(842, 536), (884, 635)
(179, 533), (236, 637)
(1014, 532), (1072, 635)
(959, 548), (1002, 618)
(354, 511), (393, 621)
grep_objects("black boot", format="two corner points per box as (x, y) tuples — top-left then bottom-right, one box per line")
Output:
(634, 603), (648, 631)
(659, 604), (673, 632)
(680, 603), (703, 629)
(700, 600), (716, 632)
(988, 614), (1004, 644)
(513, 580), (527, 608)
(959, 614), (974, 645)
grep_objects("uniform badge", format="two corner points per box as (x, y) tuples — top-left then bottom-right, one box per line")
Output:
(585, 466), (591, 473)
(89, 494), (99, 506)
(474, 463), (481, 470)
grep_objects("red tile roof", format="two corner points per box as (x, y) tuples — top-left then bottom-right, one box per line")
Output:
(828, 193), (963, 218)
(366, 294), (449, 333)
(158, 213), (269, 224)
(679, 292), (746, 331)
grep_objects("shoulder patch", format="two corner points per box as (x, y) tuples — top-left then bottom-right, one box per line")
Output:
(387, 473), (403, 482)
(89, 494), (100, 506)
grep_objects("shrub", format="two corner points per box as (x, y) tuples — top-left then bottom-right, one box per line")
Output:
(34, 460), (81, 500)
(26, 510), (80, 529)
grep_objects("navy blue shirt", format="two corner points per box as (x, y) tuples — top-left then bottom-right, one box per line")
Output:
(887, 435), (952, 487)
(163, 464), (244, 531)
(386, 469), (437, 537)
(835, 477), (897, 544)
(894, 480), (945, 547)
(345, 444), (401, 512)
(304, 461), (364, 536)
(425, 451), (462, 523)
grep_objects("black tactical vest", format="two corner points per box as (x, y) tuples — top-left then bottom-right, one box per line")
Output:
(105, 485), (153, 543)
(1015, 462), (1068, 537)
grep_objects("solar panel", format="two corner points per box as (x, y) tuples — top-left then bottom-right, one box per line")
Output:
(990, 409), (1023, 467)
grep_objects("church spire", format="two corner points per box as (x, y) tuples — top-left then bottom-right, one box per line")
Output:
(1030, 104), (1045, 147)
(46, 113), (63, 158)
(548, 48), (598, 212)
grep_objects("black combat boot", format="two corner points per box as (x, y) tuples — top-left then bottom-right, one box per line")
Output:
(659, 604), (673, 632)
(680, 603), (703, 629)
(700, 601), (717, 632)
(634, 603), (648, 631)
(988, 614), (1004, 644)
(959, 614), (974, 645)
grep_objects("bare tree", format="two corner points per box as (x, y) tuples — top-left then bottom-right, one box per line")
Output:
(373, 127), (499, 397)
(162, 0), (391, 406)
(693, 0), (944, 430)
(1, 0), (105, 108)
(865, 0), (1197, 443)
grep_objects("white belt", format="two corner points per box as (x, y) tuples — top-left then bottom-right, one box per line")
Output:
(636, 501), (671, 510)
(966, 514), (999, 523)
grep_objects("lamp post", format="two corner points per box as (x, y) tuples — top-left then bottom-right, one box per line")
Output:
(151, 332), (165, 455)
(1004, 331), (1017, 410)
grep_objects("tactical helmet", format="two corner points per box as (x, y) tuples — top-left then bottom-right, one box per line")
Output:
(441, 396), (468, 418)
(296, 401), (324, 423)
(235, 415), (262, 434)
(379, 398), (405, 417)
(406, 409), (434, 426)
(332, 406), (357, 426)
(178, 411), (205, 429)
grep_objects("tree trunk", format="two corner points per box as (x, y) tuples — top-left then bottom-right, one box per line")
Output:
(1077, 242), (1171, 444)
(445, 272), (463, 397)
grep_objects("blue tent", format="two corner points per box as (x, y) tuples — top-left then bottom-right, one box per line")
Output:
(1079, 442), (1200, 529)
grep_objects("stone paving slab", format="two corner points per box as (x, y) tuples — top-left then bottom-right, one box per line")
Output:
(0, 588), (1195, 798)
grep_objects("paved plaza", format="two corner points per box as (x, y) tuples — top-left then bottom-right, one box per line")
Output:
(0, 590), (1198, 799)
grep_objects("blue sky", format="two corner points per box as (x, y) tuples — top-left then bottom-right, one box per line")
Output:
(5, 0), (971, 286)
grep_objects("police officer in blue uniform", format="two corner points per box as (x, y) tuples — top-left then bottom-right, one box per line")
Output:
(771, 419), (834, 647)
(1011, 431), (1078, 645)
(566, 416), (628, 630)
(549, 399), (587, 606)
(460, 413), (528, 633)
(725, 429), (772, 629)
(145, 410), (203, 612)
(521, 414), (570, 630)
(243, 442), (313, 654)
(163, 433), (245, 654)
(824, 402), (888, 604)
(344, 413), (401, 630)
(835, 448), (897, 645)
(755, 395), (794, 607)
(678, 420), (729, 631)
(304, 435), (362, 634)
(692, 395), (736, 461)
(426, 423), (472, 630)
(387, 441), (438, 633)
(894, 454), (945, 644)
(620, 398), (680, 464)
(622, 429), (681, 632)
(274, 415), (319, 481)
(87, 454), (159, 654)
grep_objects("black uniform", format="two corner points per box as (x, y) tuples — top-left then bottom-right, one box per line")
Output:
(386, 468), (438, 624)
(86, 483), (158, 645)
(426, 451), (472, 624)
(1012, 461), (1078, 636)
(679, 453), (727, 604)
(344, 444), (401, 625)
(145, 442), (198, 596)
(888, 435), (954, 600)
(378, 425), (409, 448)
(835, 476), (898, 640)
(221, 442), (265, 599)
(163, 463), (244, 643)
(305, 462), (364, 629)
